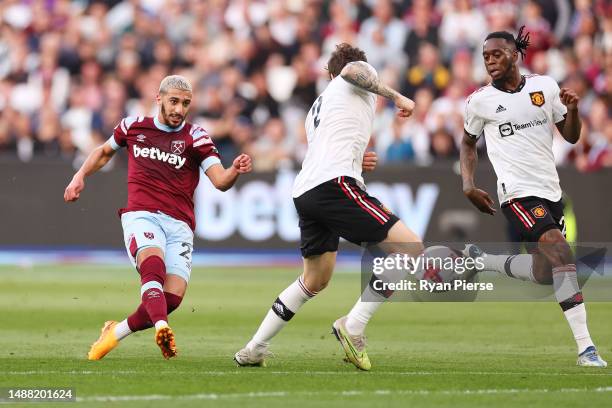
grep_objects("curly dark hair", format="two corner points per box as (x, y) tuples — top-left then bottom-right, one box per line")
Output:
(326, 43), (368, 78)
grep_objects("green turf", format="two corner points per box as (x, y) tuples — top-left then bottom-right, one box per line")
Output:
(0, 264), (611, 407)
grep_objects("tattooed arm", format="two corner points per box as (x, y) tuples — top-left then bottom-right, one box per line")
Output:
(340, 61), (415, 117)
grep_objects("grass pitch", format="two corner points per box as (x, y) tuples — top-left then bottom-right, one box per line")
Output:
(1, 264), (611, 407)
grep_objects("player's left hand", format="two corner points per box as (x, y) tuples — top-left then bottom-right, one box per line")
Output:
(560, 88), (579, 110)
(362, 151), (378, 172)
(394, 95), (415, 118)
(233, 153), (252, 174)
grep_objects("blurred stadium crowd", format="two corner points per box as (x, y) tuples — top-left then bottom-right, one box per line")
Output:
(0, 0), (610, 171)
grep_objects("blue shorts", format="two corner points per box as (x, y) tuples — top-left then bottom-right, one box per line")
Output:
(121, 211), (194, 282)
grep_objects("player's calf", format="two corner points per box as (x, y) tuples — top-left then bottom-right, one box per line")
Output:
(462, 244), (539, 283)
(235, 252), (334, 366)
(344, 222), (423, 338)
(550, 261), (596, 356)
(531, 253), (553, 284)
(125, 291), (183, 333)
(344, 262), (403, 337)
(138, 255), (169, 328)
(248, 275), (318, 350)
(538, 229), (603, 359)
(88, 291), (183, 360)
(97, 253), (181, 359)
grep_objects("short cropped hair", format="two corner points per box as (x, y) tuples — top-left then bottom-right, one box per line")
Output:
(327, 43), (367, 78)
(159, 75), (192, 94)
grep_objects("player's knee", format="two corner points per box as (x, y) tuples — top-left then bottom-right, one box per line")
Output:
(304, 276), (329, 293)
(138, 255), (166, 285)
(137, 247), (164, 268)
(301, 268), (331, 293)
(383, 223), (424, 257)
(539, 229), (573, 266)
(302, 252), (336, 293)
(317, 278), (331, 292)
(164, 274), (188, 297)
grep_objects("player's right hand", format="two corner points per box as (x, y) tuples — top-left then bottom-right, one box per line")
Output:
(394, 95), (415, 118)
(64, 175), (85, 202)
(464, 188), (496, 215)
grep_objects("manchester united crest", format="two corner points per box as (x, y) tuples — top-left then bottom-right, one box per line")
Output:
(531, 205), (547, 218)
(529, 91), (545, 107)
(170, 140), (185, 155)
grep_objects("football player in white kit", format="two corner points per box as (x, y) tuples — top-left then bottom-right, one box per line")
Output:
(235, 43), (424, 370)
(460, 27), (606, 367)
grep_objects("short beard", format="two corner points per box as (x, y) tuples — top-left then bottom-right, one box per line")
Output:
(161, 104), (182, 128)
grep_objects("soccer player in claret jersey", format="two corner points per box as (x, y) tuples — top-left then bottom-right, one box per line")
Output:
(460, 27), (606, 367)
(234, 43), (424, 371)
(64, 75), (252, 360)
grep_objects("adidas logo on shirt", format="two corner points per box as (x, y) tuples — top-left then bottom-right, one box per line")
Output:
(496, 105), (507, 113)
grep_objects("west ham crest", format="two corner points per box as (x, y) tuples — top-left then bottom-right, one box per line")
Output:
(171, 140), (185, 155)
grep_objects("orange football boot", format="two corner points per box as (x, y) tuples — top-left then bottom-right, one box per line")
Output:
(155, 326), (178, 359)
(87, 321), (119, 360)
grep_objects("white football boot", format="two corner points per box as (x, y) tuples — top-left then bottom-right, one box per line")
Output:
(234, 345), (272, 367)
(577, 346), (607, 368)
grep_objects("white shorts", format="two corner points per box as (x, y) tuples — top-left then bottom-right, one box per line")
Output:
(120, 210), (194, 283)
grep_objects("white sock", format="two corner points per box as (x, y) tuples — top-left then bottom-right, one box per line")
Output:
(114, 319), (132, 341)
(552, 264), (594, 354)
(248, 276), (315, 349)
(480, 253), (536, 282)
(346, 254), (409, 336)
(154, 320), (168, 331)
(345, 285), (386, 336)
(564, 303), (594, 354)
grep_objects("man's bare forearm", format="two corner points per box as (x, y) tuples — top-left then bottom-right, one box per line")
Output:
(562, 108), (581, 144)
(460, 137), (478, 192)
(340, 61), (400, 101)
(76, 144), (115, 178)
(219, 167), (239, 191)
